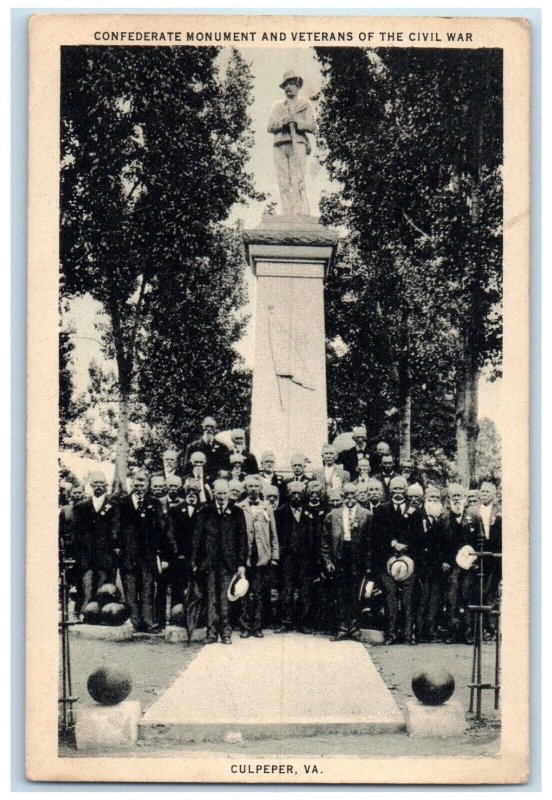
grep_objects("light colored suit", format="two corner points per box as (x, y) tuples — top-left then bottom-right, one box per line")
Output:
(313, 465), (350, 496)
(237, 499), (279, 567)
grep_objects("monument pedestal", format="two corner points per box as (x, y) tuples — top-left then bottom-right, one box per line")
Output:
(243, 216), (338, 471)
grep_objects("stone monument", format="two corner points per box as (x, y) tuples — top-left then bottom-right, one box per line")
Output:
(243, 70), (338, 471)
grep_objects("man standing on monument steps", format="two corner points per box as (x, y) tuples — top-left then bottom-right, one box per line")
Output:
(268, 70), (316, 217)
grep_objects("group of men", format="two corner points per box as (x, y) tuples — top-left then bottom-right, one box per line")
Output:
(59, 417), (502, 645)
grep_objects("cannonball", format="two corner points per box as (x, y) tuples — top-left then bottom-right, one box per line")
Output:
(82, 600), (101, 624)
(170, 603), (186, 627)
(411, 668), (455, 706)
(95, 583), (121, 606)
(100, 602), (129, 626)
(87, 665), (132, 706)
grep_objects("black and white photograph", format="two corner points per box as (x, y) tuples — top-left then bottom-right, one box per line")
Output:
(26, 13), (530, 784)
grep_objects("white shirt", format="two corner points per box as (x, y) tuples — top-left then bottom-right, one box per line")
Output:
(292, 507), (302, 523)
(92, 494), (105, 513)
(480, 503), (492, 538)
(131, 493), (144, 510)
(324, 465), (341, 488)
(342, 504), (358, 541)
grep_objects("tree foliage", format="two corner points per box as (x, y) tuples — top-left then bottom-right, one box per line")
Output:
(60, 46), (259, 482)
(315, 47), (502, 474)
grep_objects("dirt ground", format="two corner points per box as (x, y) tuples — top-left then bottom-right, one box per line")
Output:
(61, 630), (500, 759)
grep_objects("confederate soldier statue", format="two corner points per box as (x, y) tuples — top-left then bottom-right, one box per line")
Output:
(268, 69), (316, 217)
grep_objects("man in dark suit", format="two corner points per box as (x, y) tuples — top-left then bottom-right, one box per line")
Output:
(479, 480), (502, 636)
(443, 482), (481, 642)
(185, 451), (214, 504)
(59, 482), (85, 615)
(193, 478), (248, 644)
(303, 481), (332, 633)
(285, 453), (311, 493)
(321, 482), (372, 641)
(73, 472), (118, 612)
(274, 481), (314, 633)
(412, 485), (448, 642)
(228, 429), (259, 475)
(373, 454), (401, 501)
(168, 478), (201, 607)
(115, 469), (178, 633)
(365, 478), (384, 513)
(161, 449), (184, 486)
(337, 426), (371, 481)
(370, 440), (391, 475)
(258, 450), (285, 501)
(184, 416), (231, 480)
(370, 477), (419, 644)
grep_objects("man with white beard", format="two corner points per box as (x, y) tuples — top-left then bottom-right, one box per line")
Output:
(444, 483), (482, 642)
(412, 484), (448, 642)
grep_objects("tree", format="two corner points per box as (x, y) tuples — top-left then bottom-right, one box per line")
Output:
(60, 46), (259, 487)
(315, 47), (502, 479)
(59, 304), (78, 447)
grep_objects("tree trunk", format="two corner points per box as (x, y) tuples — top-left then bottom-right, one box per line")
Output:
(113, 391), (130, 493)
(398, 309), (411, 461)
(455, 336), (479, 486)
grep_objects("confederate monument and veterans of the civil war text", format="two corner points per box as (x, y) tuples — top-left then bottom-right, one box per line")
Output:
(244, 69), (339, 471)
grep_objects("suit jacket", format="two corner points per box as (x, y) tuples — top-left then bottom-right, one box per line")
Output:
(275, 504), (311, 564)
(408, 510), (447, 574)
(59, 504), (76, 558)
(370, 501), (416, 573)
(373, 471), (401, 501)
(193, 502), (248, 574)
(238, 499), (279, 567)
(284, 474), (311, 494)
(313, 465), (350, 495)
(168, 501), (199, 569)
(228, 450), (259, 475)
(183, 437), (231, 480)
(321, 505), (371, 575)
(302, 504), (327, 569)
(337, 447), (371, 481)
(116, 495), (175, 572)
(259, 472), (286, 502)
(443, 509), (481, 563)
(73, 497), (119, 572)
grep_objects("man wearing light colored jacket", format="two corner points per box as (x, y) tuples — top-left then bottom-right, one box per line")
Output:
(238, 475), (279, 638)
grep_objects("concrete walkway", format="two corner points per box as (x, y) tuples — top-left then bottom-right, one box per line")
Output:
(140, 633), (404, 743)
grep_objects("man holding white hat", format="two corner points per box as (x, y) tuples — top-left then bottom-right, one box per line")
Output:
(268, 69), (316, 216)
(238, 475), (279, 638)
(371, 477), (419, 645)
(193, 478), (247, 645)
(321, 482), (372, 641)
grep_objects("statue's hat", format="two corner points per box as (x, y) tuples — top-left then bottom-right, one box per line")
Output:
(280, 69), (303, 89)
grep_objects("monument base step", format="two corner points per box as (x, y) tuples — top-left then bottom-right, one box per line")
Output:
(139, 632), (404, 743)
(70, 621), (134, 641)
